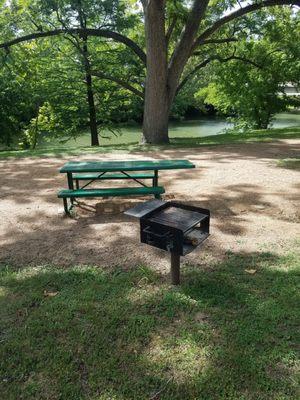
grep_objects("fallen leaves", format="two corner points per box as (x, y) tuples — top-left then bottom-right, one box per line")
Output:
(244, 269), (257, 275)
(43, 290), (59, 297)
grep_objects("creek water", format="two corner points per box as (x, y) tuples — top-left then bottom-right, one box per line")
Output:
(38, 112), (300, 148)
(168, 112), (300, 137)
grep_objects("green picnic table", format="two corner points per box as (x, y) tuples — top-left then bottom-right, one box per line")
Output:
(58, 159), (195, 214)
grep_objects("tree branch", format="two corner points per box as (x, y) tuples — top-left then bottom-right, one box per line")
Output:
(177, 53), (262, 94)
(166, 16), (177, 47)
(227, 55), (262, 68)
(193, 0), (300, 50)
(168, 0), (210, 100)
(91, 71), (144, 98)
(192, 38), (238, 56)
(176, 58), (212, 93)
(0, 28), (147, 64)
(197, 37), (238, 46)
(169, 0), (209, 67)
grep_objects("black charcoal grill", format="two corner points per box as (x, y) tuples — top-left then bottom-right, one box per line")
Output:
(125, 200), (210, 284)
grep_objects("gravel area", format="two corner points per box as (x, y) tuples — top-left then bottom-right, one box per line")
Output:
(0, 139), (299, 274)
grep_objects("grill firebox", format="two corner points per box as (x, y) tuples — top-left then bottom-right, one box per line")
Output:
(125, 200), (210, 284)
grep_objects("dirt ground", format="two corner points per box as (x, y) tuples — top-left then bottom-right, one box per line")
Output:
(0, 139), (299, 273)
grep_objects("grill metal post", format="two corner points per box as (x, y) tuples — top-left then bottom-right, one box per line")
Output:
(171, 252), (180, 285)
(153, 170), (160, 199)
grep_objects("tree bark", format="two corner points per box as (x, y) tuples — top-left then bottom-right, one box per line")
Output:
(142, 0), (209, 144)
(142, 0), (169, 144)
(85, 64), (99, 146)
(77, 1), (99, 147)
(82, 39), (99, 146)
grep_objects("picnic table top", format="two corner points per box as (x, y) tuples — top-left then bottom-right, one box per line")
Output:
(60, 159), (195, 173)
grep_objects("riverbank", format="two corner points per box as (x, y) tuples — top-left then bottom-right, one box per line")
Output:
(1, 126), (300, 159)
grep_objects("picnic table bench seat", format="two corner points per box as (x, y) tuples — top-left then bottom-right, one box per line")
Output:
(58, 186), (165, 214)
(58, 186), (165, 198)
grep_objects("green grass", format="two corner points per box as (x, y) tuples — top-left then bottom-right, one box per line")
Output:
(1, 247), (299, 400)
(277, 158), (300, 170)
(0, 126), (299, 159)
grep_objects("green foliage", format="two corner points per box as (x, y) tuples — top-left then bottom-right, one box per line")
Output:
(0, 0), (141, 147)
(196, 10), (300, 130)
(0, 1), (299, 147)
(0, 54), (34, 147)
(0, 40), (87, 147)
(19, 102), (59, 149)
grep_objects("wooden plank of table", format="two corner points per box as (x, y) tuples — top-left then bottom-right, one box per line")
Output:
(59, 159), (195, 173)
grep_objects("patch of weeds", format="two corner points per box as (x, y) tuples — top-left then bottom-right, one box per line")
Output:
(277, 158), (300, 170)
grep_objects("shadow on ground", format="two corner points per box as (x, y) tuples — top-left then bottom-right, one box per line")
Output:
(0, 180), (298, 268)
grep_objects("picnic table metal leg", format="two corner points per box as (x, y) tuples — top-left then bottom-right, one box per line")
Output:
(67, 172), (75, 205)
(153, 170), (161, 199)
(63, 198), (69, 215)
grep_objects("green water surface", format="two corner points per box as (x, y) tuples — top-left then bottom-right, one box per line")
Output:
(37, 112), (300, 149)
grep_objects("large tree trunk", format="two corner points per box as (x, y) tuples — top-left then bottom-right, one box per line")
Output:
(142, 0), (208, 144)
(142, 0), (170, 144)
